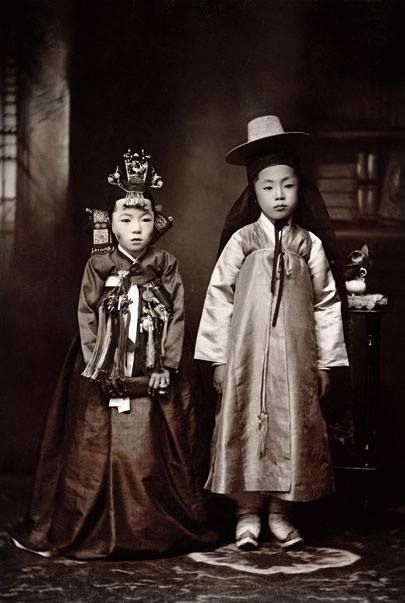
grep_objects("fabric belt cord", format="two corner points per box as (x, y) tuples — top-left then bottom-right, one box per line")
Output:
(257, 219), (286, 457)
(271, 221), (286, 327)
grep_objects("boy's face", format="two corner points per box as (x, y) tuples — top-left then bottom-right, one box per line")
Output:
(111, 198), (154, 256)
(254, 164), (299, 223)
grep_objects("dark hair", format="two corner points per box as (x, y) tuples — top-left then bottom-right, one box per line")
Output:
(107, 189), (155, 220)
(246, 152), (300, 182)
(218, 165), (302, 256)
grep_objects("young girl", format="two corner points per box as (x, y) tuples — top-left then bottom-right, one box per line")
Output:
(195, 116), (349, 551)
(12, 149), (216, 559)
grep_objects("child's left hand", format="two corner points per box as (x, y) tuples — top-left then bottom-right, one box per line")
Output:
(317, 370), (330, 399)
(148, 369), (170, 394)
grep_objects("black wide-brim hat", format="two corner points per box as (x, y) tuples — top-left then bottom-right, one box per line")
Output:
(226, 115), (310, 165)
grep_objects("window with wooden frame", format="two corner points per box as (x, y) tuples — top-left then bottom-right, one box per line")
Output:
(0, 54), (17, 273)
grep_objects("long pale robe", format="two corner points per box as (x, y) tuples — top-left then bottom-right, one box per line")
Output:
(195, 214), (348, 502)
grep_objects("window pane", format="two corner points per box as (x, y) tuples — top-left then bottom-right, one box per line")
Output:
(3, 160), (17, 197)
(0, 55), (17, 273)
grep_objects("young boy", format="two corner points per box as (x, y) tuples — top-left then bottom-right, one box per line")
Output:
(195, 115), (349, 551)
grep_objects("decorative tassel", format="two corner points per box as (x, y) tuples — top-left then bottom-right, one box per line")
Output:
(151, 302), (169, 358)
(82, 307), (114, 380)
(81, 271), (132, 383)
(118, 310), (131, 377)
(160, 311), (169, 356)
(81, 304), (107, 378)
(83, 273), (174, 392)
(257, 411), (269, 458)
(144, 315), (156, 370)
(95, 313), (115, 379)
(109, 309), (130, 381)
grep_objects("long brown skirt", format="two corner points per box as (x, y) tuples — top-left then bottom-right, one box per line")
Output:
(12, 337), (216, 559)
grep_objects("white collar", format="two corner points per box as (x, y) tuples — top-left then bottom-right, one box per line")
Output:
(118, 245), (139, 264)
(258, 212), (292, 241)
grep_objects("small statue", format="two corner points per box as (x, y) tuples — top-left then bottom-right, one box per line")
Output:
(344, 244), (370, 295)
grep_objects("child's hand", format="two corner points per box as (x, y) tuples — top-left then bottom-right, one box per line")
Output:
(317, 370), (330, 399)
(148, 369), (170, 394)
(213, 364), (226, 396)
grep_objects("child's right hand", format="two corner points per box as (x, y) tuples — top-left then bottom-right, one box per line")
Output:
(213, 364), (226, 396)
(148, 368), (170, 395)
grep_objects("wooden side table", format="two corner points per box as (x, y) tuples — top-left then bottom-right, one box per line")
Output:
(348, 305), (389, 470)
(333, 302), (389, 517)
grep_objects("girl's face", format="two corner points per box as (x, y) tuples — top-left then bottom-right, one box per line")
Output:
(111, 198), (154, 257)
(254, 164), (299, 223)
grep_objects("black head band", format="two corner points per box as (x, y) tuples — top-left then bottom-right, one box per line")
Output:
(246, 153), (299, 182)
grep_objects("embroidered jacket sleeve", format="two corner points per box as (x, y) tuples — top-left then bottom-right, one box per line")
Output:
(308, 233), (349, 368)
(78, 256), (111, 364)
(159, 252), (185, 370)
(194, 231), (246, 364)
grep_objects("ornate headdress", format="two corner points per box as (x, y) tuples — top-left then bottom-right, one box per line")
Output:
(108, 148), (163, 207)
(87, 148), (173, 255)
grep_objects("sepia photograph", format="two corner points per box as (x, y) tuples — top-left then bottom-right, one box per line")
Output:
(1, 0), (405, 600)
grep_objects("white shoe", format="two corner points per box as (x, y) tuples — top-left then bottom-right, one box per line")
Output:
(235, 530), (259, 551)
(268, 499), (304, 549)
(235, 509), (261, 551)
(11, 537), (54, 558)
(268, 513), (304, 548)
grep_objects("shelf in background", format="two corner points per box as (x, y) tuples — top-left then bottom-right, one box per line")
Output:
(315, 130), (405, 142)
(334, 221), (405, 239)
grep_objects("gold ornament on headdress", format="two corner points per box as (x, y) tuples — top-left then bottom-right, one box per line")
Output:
(107, 148), (163, 207)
